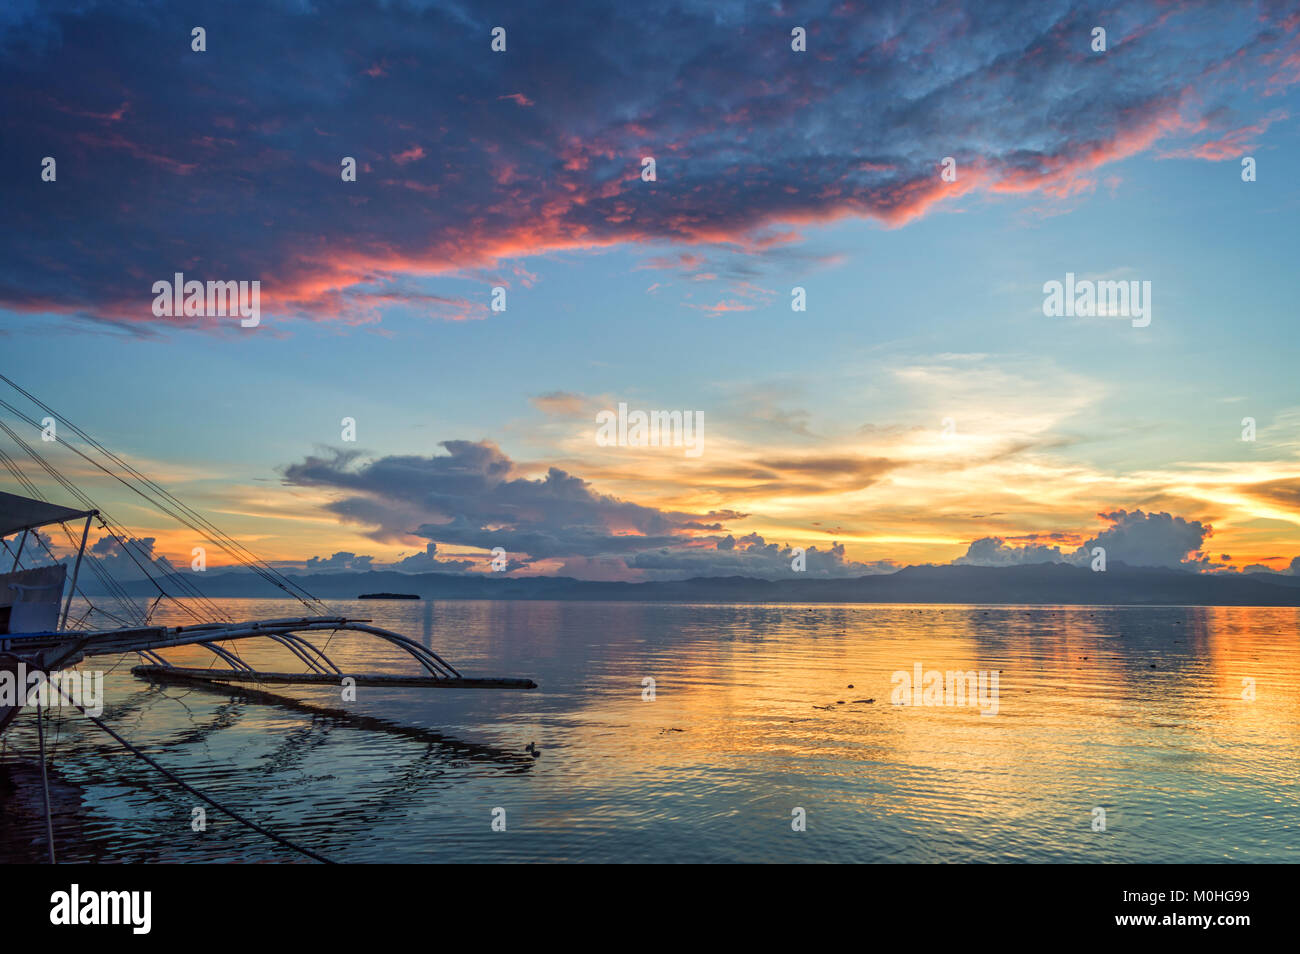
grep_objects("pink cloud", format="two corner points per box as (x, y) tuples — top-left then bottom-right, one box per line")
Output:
(392, 145), (426, 165)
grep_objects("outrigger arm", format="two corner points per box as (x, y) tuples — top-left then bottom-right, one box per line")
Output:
(4, 616), (538, 690)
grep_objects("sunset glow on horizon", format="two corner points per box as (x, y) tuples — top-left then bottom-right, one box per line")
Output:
(4, 0), (1299, 581)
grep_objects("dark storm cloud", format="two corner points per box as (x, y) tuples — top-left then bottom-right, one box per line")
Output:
(4, 0), (1295, 327)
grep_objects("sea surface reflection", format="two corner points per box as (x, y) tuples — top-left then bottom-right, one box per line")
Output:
(1, 600), (1296, 863)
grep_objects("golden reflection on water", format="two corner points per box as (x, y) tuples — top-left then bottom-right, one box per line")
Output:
(2, 600), (1296, 862)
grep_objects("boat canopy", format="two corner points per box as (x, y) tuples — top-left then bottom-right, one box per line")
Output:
(0, 490), (97, 538)
(0, 563), (67, 634)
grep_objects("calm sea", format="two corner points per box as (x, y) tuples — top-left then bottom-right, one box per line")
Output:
(2, 599), (1297, 863)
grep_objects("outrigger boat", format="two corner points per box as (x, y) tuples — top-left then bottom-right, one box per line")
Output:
(0, 375), (535, 859)
(0, 496), (535, 737)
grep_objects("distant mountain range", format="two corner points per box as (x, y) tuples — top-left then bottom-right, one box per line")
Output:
(85, 562), (1300, 606)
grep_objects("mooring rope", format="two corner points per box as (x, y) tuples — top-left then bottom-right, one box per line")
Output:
(35, 701), (56, 864)
(43, 683), (336, 864)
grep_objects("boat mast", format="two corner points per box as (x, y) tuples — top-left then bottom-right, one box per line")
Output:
(58, 512), (96, 630)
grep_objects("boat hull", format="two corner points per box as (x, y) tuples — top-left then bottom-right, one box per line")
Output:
(0, 646), (78, 735)
(0, 652), (26, 734)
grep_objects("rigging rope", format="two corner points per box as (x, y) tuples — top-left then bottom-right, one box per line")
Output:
(0, 413), (233, 624)
(0, 376), (326, 613)
(0, 421), (205, 621)
(32, 523), (137, 627)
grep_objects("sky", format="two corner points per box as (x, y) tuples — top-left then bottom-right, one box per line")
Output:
(3, 0), (1300, 581)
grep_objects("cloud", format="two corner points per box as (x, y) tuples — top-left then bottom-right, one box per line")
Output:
(85, 533), (177, 579)
(277, 439), (902, 579)
(628, 533), (898, 580)
(281, 439), (727, 567)
(954, 536), (1070, 567)
(955, 509), (1213, 569)
(1083, 509), (1213, 569)
(531, 391), (588, 417)
(387, 542), (478, 573)
(303, 551), (374, 573)
(1240, 477), (1300, 511)
(1158, 110), (1288, 160)
(391, 144), (426, 165)
(4, 0), (1295, 328)
(271, 542), (480, 575)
